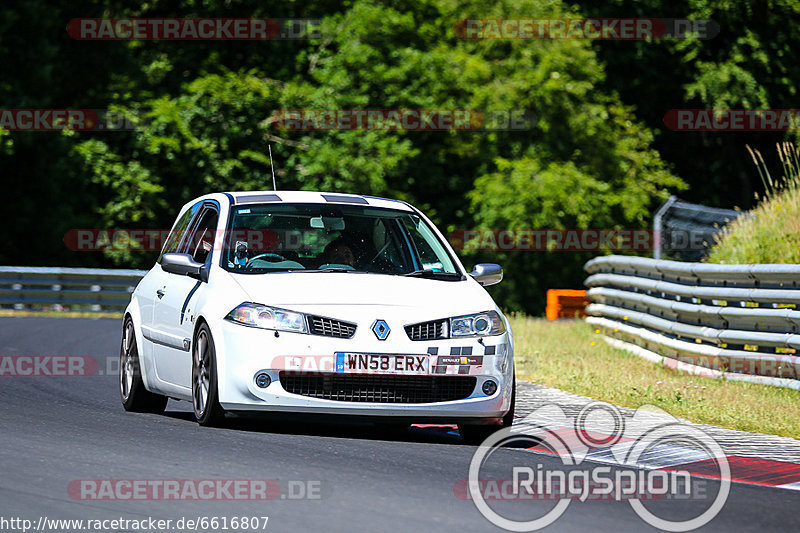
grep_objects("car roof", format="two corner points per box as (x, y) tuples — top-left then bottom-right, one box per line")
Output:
(190, 190), (414, 212)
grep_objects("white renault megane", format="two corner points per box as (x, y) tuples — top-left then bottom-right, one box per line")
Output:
(120, 191), (514, 440)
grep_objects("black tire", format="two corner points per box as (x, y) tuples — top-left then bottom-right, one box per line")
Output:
(120, 318), (168, 413)
(459, 375), (516, 444)
(374, 422), (409, 437)
(192, 322), (226, 427)
(502, 374), (516, 426)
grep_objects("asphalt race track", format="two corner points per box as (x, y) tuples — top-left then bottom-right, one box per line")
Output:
(1, 317), (799, 532)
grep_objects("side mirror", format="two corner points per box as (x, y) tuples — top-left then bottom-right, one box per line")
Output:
(161, 253), (208, 282)
(469, 263), (503, 286)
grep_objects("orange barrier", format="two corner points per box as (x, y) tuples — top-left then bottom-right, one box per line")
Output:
(546, 289), (589, 320)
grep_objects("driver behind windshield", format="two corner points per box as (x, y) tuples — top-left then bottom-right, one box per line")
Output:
(323, 237), (355, 267)
(223, 204), (458, 276)
(322, 232), (371, 269)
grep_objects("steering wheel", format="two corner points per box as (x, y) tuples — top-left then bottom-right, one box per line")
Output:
(247, 253), (285, 265)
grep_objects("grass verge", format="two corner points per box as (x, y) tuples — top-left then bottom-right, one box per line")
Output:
(706, 142), (800, 264)
(706, 183), (800, 263)
(510, 316), (800, 439)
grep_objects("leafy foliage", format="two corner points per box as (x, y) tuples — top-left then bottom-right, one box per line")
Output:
(4, 0), (798, 312)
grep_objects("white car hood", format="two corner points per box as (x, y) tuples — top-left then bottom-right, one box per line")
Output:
(229, 272), (497, 317)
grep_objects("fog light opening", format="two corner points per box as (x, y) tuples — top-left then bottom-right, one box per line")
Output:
(255, 372), (271, 389)
(482, 380), (498, 396)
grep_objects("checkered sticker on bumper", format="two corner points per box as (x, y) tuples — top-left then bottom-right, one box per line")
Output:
(427, 344), (506, 374)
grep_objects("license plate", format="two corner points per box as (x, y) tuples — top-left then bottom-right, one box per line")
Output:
(334, 352), (429, 375)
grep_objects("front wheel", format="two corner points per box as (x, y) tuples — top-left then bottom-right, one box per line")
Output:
(120, 318), (168, 413)
(459, 376), (515, 444)
(192, 323), (226, 426)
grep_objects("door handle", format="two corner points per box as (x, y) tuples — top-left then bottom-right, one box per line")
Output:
(156, 289), (165, 299)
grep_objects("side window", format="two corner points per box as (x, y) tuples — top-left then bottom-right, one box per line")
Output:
(159, 202), (201, 263)
(403, 220), (439, 267)
(401, 215), (456, 272)
(183, 207), (219, 264)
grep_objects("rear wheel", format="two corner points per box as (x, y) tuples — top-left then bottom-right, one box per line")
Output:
(192, 323), (225, 427)
(459, 375), (516, 444)
(120, 318), (168, 413)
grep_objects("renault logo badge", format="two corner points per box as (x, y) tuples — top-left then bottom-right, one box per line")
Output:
(371, 319), (390, 340)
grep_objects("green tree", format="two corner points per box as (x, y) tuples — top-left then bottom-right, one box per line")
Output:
(3, 0), (693, 314)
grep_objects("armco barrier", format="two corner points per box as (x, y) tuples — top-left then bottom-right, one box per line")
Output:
(584, 256), (800, 389)
(0, 266), (146, 311)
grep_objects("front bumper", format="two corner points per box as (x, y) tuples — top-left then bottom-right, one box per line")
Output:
(214, 319), (514, 422)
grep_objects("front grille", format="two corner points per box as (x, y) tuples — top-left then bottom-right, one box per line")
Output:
(307, 315), (356, 339)
(405, 319), (447, 341)
(279, 373), (476, 403)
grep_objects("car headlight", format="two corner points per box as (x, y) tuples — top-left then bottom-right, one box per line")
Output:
(450, 311), (505, 337)
(225, 303), (308, 334)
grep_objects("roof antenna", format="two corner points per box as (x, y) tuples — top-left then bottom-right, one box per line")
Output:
(268, 144), (277, 191)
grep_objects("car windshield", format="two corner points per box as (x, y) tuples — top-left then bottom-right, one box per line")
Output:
(222, 203), (461, 278)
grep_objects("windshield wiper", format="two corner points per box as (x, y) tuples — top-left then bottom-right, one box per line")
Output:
(299, 267), (362, 273)
(402, 269), (463, 279)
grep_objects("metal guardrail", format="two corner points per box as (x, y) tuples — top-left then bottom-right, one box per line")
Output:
(653, 195), (745, 261)
(584, 256), (800, 388)
(5, 260), (800, 387)
(0, 266), (146, 311)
